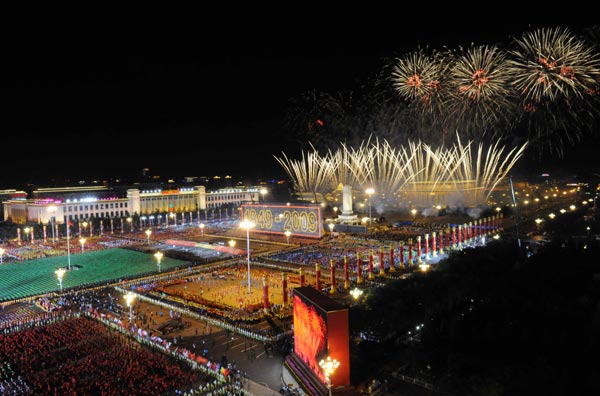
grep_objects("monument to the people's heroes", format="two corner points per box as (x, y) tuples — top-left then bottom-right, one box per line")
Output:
(336, 185), (359, 224)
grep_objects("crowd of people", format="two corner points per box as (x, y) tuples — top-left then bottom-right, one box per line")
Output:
(0, 217), (359, 395)
(0, 315), (210, 395)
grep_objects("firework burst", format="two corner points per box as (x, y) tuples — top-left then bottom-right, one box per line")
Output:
(390, 48), (446, 105)
(508, 26), (600, 157)
(508, 26), (600, 103)
(444, 45), (517, 138)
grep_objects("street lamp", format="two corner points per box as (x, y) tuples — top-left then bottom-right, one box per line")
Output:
(333, 207), (338, 217)
(240, 219), (256, 294)
(23, 227), (31, 243)
(328, 223), (335, 234)
(260, 188), (268, 203)
(66, 220), (71, 270)
(284, 230), (291, 245)
(319, 356), (340, 396)
(350, 287), (363, 300)
(228, 239), (236, 255)
(145, 229), (152, 245)
(199, 222), (205, 237)
(79, 237), (86, 253)
(127, 217), (133, 232)
(48, 206), (57, 243)
(55, 268), (66, 293)
(82, 221), (89, 237)
(124, 292), (136, 322)
(365, 188), (375, 226)
(154, 251), (163, 272)
(0, 247), (4, 264)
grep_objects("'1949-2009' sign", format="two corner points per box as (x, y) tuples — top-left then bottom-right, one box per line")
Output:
(240, 204), (323, 238)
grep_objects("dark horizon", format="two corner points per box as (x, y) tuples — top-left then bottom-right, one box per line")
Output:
(6, 16), (599, 190)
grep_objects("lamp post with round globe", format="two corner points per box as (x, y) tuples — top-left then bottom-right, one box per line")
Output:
(260, 188), (268, 203)
(228, 239), (236, 255)
(154, 251), (163, 272)
(240, 219), (256, 294)
(66, 220), (72, 270)
(145, 229), (152, 245)
(124, 292), (136, 322)
(319, 356), (340, 396)
(284, 230), (291, 245)
(79, 237), (86, 253)
(48, 206), (57, 243)
(23, 227), (31, 243)
(55, 268), (66, 293)
(350, 287), (363, 302)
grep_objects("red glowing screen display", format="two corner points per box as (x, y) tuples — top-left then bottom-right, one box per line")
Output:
(293, 294), (327, 372)
(292, 288), (350, 386)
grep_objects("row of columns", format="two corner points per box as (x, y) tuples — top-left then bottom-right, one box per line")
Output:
(12, 209), (239, 245)
(255, 215), (506, 310)
(309, 215), (503, 293)
(260, 216), (504, 306)
(385, 215), (503, 267)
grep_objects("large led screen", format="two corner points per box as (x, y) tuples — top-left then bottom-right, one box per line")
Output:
(241, 204), (322, 238)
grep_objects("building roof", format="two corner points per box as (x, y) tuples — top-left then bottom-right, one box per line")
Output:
(293, 286), (346, 313)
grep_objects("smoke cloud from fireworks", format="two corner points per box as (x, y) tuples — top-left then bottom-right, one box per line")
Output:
(275, 134), (528, 213)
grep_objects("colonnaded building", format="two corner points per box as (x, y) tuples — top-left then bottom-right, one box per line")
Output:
(2, 185), (262, 229)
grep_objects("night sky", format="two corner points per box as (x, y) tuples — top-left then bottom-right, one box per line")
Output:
(5, 13), (598, 189)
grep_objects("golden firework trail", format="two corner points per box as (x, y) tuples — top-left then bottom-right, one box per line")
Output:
(274, 135), (528, 209)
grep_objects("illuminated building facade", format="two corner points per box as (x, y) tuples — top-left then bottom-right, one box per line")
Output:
(3, 185), (261, 225)
(0, 189), (27, 222)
